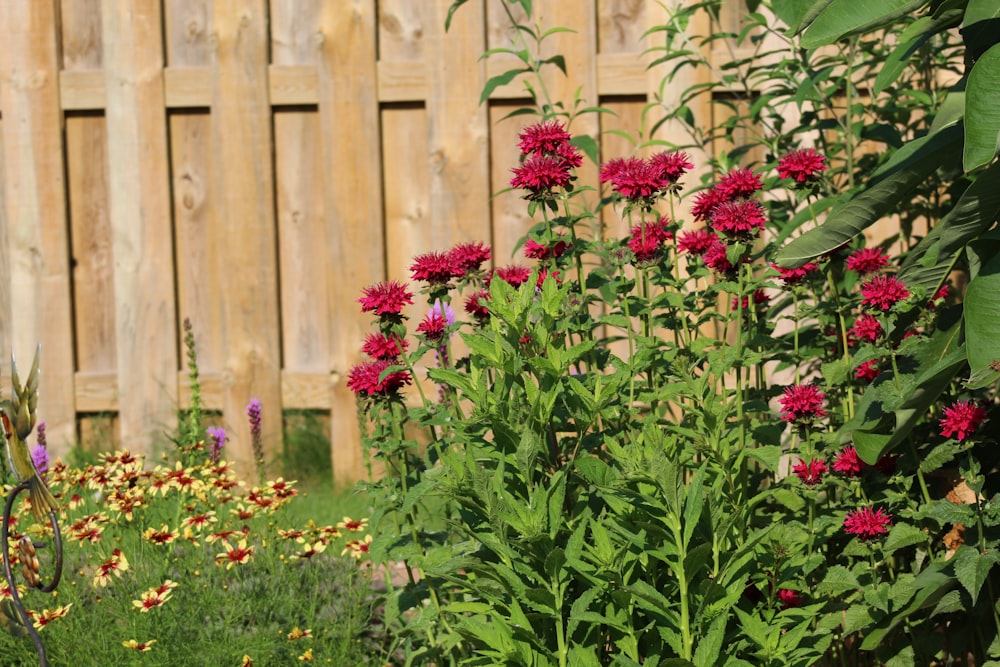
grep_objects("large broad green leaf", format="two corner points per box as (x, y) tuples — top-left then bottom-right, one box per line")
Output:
(962, 0), (1000, 60)
(964, 43), (1000, 171)
(773, 123), (964, 268)
(964, 250), (1000, 372)
(771, 0), (834, 32)
(800, 0), (929, 49)
(899, 160), (1000, 293)
(874, 10), (965, 95)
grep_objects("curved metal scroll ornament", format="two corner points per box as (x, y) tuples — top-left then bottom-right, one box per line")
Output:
(0, 346), (63, 667)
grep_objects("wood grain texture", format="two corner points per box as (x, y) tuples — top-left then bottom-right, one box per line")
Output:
(101, 0), (179, 454)
(210, 0), (283, 479)
(270, 0), (320, 65)
(318, 0), (384, 485)
(66, 115), (115, 374)
(164, 0), (212, 67)
(0, 0), (77, 454)
(61, 0), (104, 70)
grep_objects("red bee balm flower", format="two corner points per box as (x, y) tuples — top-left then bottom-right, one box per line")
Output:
(677, 228), (718, 255)
(778, 384), (827, 424)
(777, 148), (827, 185)
(777, 589), (804, 609)
(490, 265), (532, 288)
(358, 281), (413, 316)
(832, 446), (866, 477)
(346, 360), (411, 397)
(416, 312), (448, 341)
(792, 458), (826, 485)
(517, 120), (572, 156)
(605, 157), (665, 202)
(649, 150), (694, 185)
(860, 275), (910, 311)
(939, 400), (988, 441)
(464, 290), (491, 320)
(854, 359), (881, 382)
(449, 242), (492, 276)
(710, 199), (767, 239)
(627, 217), (673, 264)
(846, 247), (889, 275)
(843, 507), (892, 539)
(849, 314), (883, 344)
(691, 187), (727, 222)
(770, 262), (818, 285)
(410, 251), (462, 286)
(717, 168), (763, 200)
(510, 155), (572, 196)
(361, 333), (408, 360)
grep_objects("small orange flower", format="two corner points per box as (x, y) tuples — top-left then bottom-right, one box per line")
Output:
(337, 517), (368, 532)
(132, 582), (174, 612)
(216, 539), (254, 569)
(278, 528), (306, 542)
(286, 627), (312, 641)
(122, 639), (157, 652)
(341, 534), (373, 559)
(290, 540), (327, 562)
(93, 548), (129, 588)
(28, 604), (72, 630)
(297, 648), (314, 662)
(241, 655), (253, 666)
(143, 524), (179, 545)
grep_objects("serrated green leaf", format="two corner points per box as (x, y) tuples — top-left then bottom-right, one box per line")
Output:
(951, 545), (1000, 604)
(883, 522), (929, 555)
(815, 564), (861, 595)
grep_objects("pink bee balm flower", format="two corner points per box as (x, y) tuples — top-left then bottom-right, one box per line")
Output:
(410, 251), (463, 286)
(524, 237), (572, 260)
(346, 360), (411, 397)
(358, 281), (414, 316)
(846, 247), (889, 275)
(843, 507), (892, 539)
(677, 228), (718, 256)
(792, 457), (826, 485)
(490, 265), (532, 288)
(777, 588), (804, 609)
(778, 384), (827, 424)
(649, 150), (694, 185)
(361, 333), (408, 360)
(939, 400), (988, 441)
(717, 167), (763, 200)
(510, 154), (573, 197)
(832, 446), (866, 477)
(416, 312), (448, 341)
(849, 314), (883, 344)
(854, 359), (880, 382)
(777, 148), (827, 185)
(464, 290), (491, 320)
(691, 187), (727, 222)
(860, 275), (910, 311)
(605, 157), (665, 203)
(770, 262), (818, 285)
(710, 199), (767, 240)
(517, 120), (572, 156)
(627, 217), (673, 265)
(448, 242), (492, 276)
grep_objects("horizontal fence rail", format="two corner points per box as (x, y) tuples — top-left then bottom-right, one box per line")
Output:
(0, 0), (760, 483)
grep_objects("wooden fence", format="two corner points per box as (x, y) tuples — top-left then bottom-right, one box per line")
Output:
(0, 0), (748, 484)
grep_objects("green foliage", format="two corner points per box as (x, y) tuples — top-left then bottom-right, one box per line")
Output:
(356, 1), (1000, 665)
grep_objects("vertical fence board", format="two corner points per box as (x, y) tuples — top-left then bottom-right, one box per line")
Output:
(318, 0), (384, 485)
(61, 0), (104, 70)
(171, 111), (224, 374)
(426, 1), (490, 250)
(210, 0), (282, 478)
(274, 110), (330, 373)
(66, 115), (115, 376)
(488, 106), (533, 265)
(0, 1), (77, 454)
(101, 0), (179, 454)
(270, 0), (320, 65)
(165, 0), (212, 66)
(0, 119), (9, 365)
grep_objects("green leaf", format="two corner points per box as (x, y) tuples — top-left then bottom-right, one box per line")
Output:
(480, 67), (530, 104)
(964, 43), (1000, 170)
(682, 464), (707, 548)
(883, 523), (929, 555)
(571, 134), (600, 165)
(815, 565), (861, 595)
(964, 250), (1000, 373)
(444, 0), (470, 31)
(774, 123), (963, 267)
(951, 545), (1000, 605)
(693, 614), (727, 666)
(800, 0), (927, 49)
(900, 160), (1000, 294)
(873, 17), (935, 95)
(772, 0), (835, 33)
